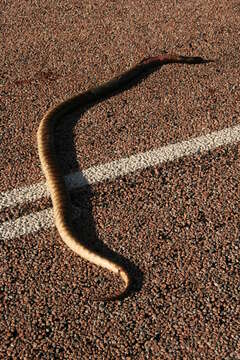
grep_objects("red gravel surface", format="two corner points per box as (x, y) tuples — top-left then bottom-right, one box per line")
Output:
(1, 0), (240, 358)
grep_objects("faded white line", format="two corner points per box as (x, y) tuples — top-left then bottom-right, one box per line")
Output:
(0, 206), (81, 240)
(0, 124), (240, 240)
(0, 182), (50, 212)
(0, 209), (54, 240)
(1, 124), (240, 212)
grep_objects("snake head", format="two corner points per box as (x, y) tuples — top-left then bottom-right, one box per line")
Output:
(179, 56), (215, 64)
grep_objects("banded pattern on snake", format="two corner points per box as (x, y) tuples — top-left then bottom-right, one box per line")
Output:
(37, 53), (210, 300)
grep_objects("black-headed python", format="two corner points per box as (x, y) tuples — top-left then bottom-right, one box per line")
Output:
(37, 53), (210, 300)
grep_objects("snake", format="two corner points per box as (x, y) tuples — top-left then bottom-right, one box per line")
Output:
(37, 53), (210, 300)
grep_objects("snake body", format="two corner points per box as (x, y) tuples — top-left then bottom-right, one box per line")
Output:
(37, 53), (208, 300)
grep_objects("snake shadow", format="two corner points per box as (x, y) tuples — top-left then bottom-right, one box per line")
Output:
(53, 55), (212, 300)
(55, 107), (143, 301)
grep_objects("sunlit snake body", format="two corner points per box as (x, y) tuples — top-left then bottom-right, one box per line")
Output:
(37, 53), (209, 300)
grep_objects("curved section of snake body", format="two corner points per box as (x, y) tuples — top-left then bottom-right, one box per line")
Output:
(37, 53), (208, 300)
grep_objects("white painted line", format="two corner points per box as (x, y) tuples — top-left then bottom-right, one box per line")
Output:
(0, 209), (54, 240)
(0, 206), (81, 241)
(0, 124), (239, 240)
(1, 124), (240, 213)
(0, 182), (49, 212)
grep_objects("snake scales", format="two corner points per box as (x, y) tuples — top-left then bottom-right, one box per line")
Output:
(37, 53), (209, 300)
